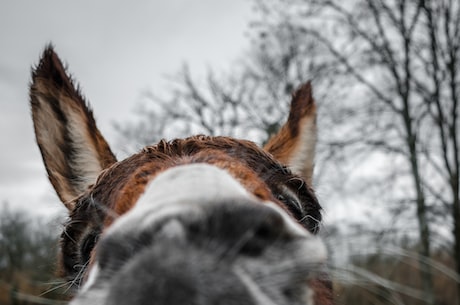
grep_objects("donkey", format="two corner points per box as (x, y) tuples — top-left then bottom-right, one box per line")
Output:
(30, 46), (333, 305)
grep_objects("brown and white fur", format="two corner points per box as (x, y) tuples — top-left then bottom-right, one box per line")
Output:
(30, 45), (333, 305)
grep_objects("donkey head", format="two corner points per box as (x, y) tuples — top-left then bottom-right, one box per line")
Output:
(30, 46), (332, 305)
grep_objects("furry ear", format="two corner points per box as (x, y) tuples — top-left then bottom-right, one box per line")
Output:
(264, 82), (317, 184)
(30, 45), (117, 209)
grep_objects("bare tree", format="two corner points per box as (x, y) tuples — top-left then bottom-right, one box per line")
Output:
(115, 64), (279, 151)
(114, 24), (337, 152)
(249, 0), (458, 302)
(0, 203), (64, 304)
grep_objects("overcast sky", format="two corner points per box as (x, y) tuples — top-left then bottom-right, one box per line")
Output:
(0, 1), (253, 218)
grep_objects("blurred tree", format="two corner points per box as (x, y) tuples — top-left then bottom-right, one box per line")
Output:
(114, 27), (340, 151)
(0, 203), (65, 304)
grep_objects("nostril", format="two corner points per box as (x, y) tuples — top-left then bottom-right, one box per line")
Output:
(255, 222), (273, 240)
(254, 210), (284, 240)
(239, 206), (290, 256)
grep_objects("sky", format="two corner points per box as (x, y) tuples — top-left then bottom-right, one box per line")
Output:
(0, 1), (253, 218)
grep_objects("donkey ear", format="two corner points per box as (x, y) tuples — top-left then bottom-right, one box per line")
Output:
(264, 82), (317, 185)
(30, 45), (117, 209)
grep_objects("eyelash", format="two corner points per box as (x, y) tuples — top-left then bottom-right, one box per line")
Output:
(276, 191), (304, 219)
(80, 232), (99, 263)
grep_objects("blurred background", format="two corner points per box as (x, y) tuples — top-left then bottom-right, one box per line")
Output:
(1, 0), (459, 304)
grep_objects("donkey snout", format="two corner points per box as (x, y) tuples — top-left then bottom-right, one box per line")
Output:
(97, 199), (305, 271)
(182, 200), (298, 256)
(72, 164), (327, 305)
(85, 201), (325, 305)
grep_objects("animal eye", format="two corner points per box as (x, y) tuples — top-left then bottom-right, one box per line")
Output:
(276, 192), (303, 219)
(80, 232), (98, 263)
(276, 194), (288, 204)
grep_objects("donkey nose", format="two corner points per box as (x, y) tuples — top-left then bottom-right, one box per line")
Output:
(95, 202), (314, 305)
(99, 199), (300, 269)
(188, 200), (297, 256)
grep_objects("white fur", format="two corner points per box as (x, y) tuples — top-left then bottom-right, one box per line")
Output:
(137, 163), (251, 207)
(67, 105), (104, 187)
(289, 117), (316, 181)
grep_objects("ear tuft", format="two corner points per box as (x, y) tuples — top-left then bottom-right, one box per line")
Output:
(32, 45), (78, 98)
(286, 81), (315, 137)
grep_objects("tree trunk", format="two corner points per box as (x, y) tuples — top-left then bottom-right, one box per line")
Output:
(453, 176), (460, 303)
(404, 113), (435, 304)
